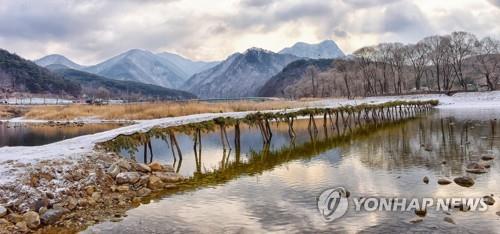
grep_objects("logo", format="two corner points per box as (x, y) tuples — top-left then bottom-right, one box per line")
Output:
(317, 187), (349, 222)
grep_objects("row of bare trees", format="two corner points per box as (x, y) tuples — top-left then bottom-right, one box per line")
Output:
(286, 31), (500, 99)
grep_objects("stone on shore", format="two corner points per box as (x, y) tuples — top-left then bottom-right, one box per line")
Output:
(22, 211), (40, 229)
(116, 172), (141, 184)
(40, 209), (65, 225)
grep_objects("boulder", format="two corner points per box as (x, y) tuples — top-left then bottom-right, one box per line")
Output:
(40, 209), (65, 225)
(147, 176), (164, 190)
(116, 172), (141, 184)
(22, 211), (40, 229)
(0, 206), (7, 218)
(148, 161), (163, 171)
(437, 178), (452, 185)
(153, 172), (183, 183)
(454, 176), (475, 187)
(134, 163), (151, 173)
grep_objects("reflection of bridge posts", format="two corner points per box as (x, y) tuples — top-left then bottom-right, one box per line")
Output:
(234, 121), (241, 163)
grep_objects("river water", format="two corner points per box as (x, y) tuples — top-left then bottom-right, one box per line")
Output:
(0, 122), (124, 147)
(86, 109), (500, 233)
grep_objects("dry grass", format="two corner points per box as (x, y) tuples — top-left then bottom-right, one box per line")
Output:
(24, 100), (308, 120)
(0, 105), (25, 119)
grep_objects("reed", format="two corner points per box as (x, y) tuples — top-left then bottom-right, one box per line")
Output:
(24, 100), (306, 120)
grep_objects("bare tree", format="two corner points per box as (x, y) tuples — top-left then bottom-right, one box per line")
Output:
(304, 65), (319, 98)
(474, 37), (500, 90)
(404, 43), (429, 90)
(420, 35), (449, 91)
(448, 31), (478, 90)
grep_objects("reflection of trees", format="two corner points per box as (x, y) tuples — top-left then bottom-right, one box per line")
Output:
(355, 117), (499, 176)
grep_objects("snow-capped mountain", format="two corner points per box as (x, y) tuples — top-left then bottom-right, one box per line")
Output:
(84, 49), (186, 89)
(183, 48), (299, 98)
(279, 40), (345, 59)
(35, 54), (84, 70)
(156, 52), (219, 77)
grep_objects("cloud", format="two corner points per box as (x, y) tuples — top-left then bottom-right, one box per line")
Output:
(0, 0), (498, 63)
(487, 0), (500, 8)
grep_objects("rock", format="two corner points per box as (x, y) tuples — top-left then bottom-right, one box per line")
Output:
(483, 196), (495, 206)
(443, 217), (455, 224)
(33, 198), (49, 213)
(465, 162), (487, 174)
(147, 175), (164, 190)
(85, 186), (96, 195)
(454, 176), (475, 187)
(136, 188), (152, 197)
(116, 159), (132, 171)
(148, 161), (163, 171)
(116, 172), (141, 184)
(107, 164), (121, 177)
(7, 213), (24, 224)
(91, 192), (101, 201)
(116, 185), (130, 193)
(0, 218), (10, 225)
(52, 203), (64, 210)
(38, 207), (47, 216)
(135, 175), (150, 187)
(408, 217), (423, 224)
(153, 172), (183, 183)
(481, 155), (495, 161)
(162, 164), (175, 173)
(40, 209), (65, 225)
(437, 178), (452, 185)
(0, 206), (7, 218)
(424, 144), (433, 152)
(423, 176), (429, 184)
(22, 211), (40, 229)
(66, 197), (78, 210)
(415, 209), (427, 217)
(16, 221), (28, 232)
(46, 192), (55, 199)
(134, 163), (151, 173)
(496, 211), (500, 216)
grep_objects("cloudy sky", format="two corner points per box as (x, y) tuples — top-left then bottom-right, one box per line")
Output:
(1, 0), (499, 65)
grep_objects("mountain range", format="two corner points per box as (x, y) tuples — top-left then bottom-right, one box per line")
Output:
(33, 40), (345, 98)
(183, 48), (299, 98)
(0, 48), (196, 100)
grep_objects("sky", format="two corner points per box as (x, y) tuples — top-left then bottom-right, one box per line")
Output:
(0, 0), (499, 65)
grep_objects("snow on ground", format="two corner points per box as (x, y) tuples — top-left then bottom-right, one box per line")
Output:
(0, 91), (499, 184)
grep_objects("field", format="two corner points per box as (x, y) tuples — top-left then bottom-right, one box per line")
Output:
(22, 100), (308, 120)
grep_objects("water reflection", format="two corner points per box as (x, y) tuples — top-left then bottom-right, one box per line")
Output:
(0, 122), (124, 147)
(88, 109), (500, 233)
